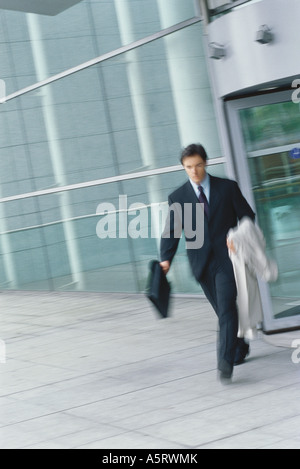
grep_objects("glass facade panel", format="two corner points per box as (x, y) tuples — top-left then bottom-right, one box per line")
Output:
(0, 1), (224, 294)
(0, 163), (225, 293)
(1, 0), (197, 96)
(0, 23), (221, 196)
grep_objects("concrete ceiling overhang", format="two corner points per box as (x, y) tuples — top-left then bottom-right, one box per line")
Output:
(0, 0), (83, 16)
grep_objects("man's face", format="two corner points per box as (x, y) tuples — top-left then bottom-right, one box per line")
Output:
(182, 154), (207, 185)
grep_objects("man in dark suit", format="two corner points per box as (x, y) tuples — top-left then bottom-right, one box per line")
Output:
(160, 144), (255, 383)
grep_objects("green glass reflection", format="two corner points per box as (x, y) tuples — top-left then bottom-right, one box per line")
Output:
(240, 101), (300, 152)
(240, 103), (300, 319)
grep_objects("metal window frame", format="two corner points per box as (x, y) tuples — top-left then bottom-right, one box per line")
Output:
(0, 157), (225, 204)
(208, 0), (253, 18)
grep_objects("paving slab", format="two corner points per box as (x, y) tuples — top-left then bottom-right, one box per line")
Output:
(0, 291), (299, 449)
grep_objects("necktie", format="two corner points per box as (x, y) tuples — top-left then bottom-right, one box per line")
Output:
(198, 185), (209, 217)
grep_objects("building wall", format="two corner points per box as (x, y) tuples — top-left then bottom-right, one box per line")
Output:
(207, 0), (300, 97)
(0, 0), (224, 293)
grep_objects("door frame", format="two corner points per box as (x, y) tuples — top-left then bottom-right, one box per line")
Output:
(225, 89), (300, 334)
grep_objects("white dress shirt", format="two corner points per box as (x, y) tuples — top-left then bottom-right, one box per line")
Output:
(189, 173), (210, 203)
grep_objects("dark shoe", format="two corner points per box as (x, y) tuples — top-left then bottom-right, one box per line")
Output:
(218, 370), (232, 385)
(218, 359), (233, 384)
(234, 338), (250, 366)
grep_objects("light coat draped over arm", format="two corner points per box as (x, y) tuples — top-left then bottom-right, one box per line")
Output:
(227, 217), (278, 340)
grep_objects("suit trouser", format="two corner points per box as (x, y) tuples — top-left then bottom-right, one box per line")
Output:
(199, 253), (238, 371)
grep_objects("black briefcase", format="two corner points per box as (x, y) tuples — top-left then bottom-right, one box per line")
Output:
(145, 260), (171, 318)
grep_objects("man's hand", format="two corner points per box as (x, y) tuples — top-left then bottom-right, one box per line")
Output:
(227, 238), (236, 254)
(160, 260), (170, 275)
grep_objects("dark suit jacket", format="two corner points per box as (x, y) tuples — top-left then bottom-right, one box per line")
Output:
(160, 175), (255, 282)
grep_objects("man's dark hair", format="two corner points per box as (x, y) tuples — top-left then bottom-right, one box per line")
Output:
(180, 144), (208, 165)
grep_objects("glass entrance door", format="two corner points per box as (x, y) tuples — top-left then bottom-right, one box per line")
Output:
(226, 90), (300, 333)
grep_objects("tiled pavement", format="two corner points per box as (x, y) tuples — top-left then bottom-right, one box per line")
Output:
(0, 290), (300, 449)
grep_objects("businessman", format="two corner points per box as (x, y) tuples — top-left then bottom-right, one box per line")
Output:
(160, 144), (255, 383)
